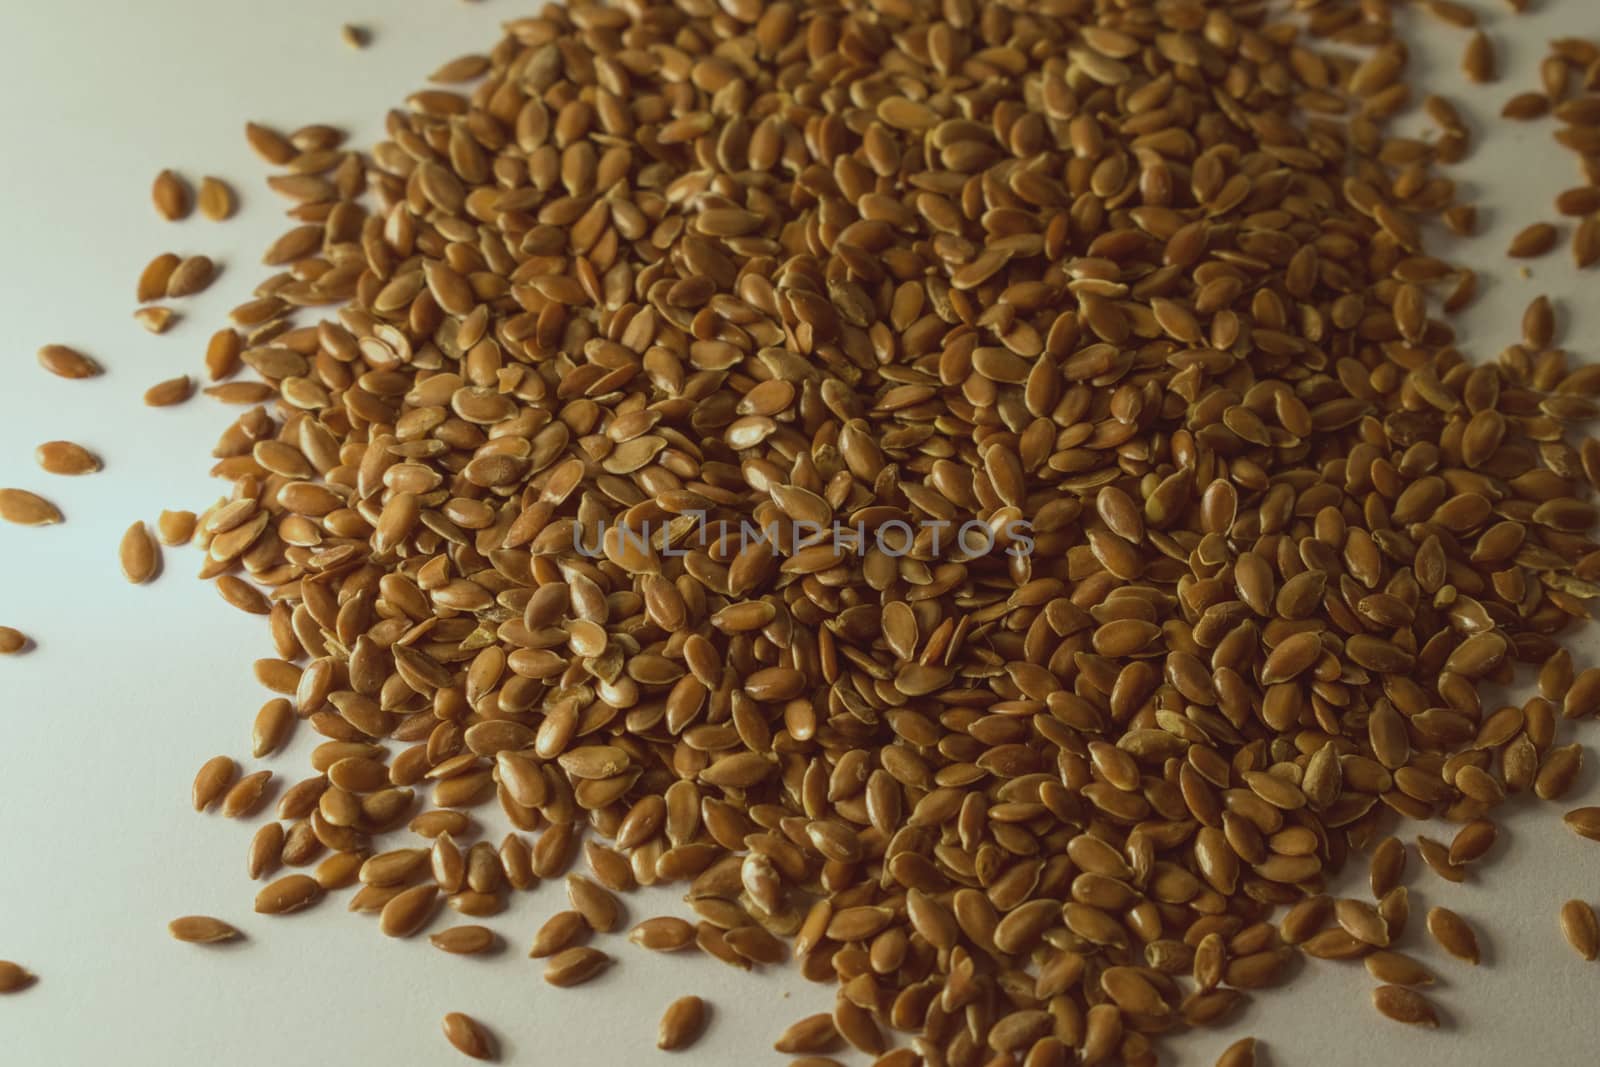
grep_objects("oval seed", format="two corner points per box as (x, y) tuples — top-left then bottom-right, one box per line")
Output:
(658, 995), (708, 1051)
(168, 916), (241, 944)
(441, 1012), (493, 1060)
(152, 168), (192, 220)
(0, 627), (28, 654)
(1426, 906), (1481, 964)
(1560, 900), (1600, 961)
(37, 343), (100, 379)
(35, 441), (101, 476)
(119, 521), (160, 583)
(0, 489), (62, 526)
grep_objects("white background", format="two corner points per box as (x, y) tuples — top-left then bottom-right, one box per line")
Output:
(1, 1), (1598, 1064)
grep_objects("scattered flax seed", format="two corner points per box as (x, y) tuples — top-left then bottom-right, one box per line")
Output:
(0, 489), (62, 526)
(133, 306), (177, 334)
(1502, 92), (1551, 119)
(0, 627), (27, 654)
(1565, 807), (1600, 841)
(168, 916), (241, 944)
(774, 1015), (840, 1055)
(441, 1012), (493, 1060)
(152, 169), (191, 221)
(1215, 1037), (1257, 1067)
(429, 926), (496, 955)
(1373, 985), (1441, 1028)
(542, 946), (609, 987)
(138, 252), (180, 302)
(143, 375), (193, 406)
(340, 24), (369, 50)
(0, 961), (35, 994)
(1365, 950), (1435, 987)
(167, 255), (217, 298)
(629, 916), (695, 952)
(254, 874), (321, 915)
(658, 995), (708, 1051)
(1463, 32), (1495, 82)
(1427, 907), (1482, 964)
(1509, 222), (1560, 258)
(191, 756), (237, 812)
(1560, 900), (1600, 960)
(119, 521), (159, 584)
(35, 441), (101, 476)
(36, 343), (100, 379)
(197, 176), (235, 221)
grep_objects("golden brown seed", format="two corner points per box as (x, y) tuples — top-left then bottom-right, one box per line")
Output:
(34, 441), (100, 476)
(774, 1014), (840, 1054)
(1365, 950), (1434, 987)
(529, 911), (588, 959)
(441, 1012), (493, 1060)
(658, 995), (708, 1051)
(167, 255), (217, 298)
(0, 489), (62, 526)
(629, 916), (696, 951)
(37, 344), (100, 379)
(542, 946), (610, 986)
(168, 916), (241, 943)
(254, 874), (321, 914)
(157, 510), (196, 545)
(144, 375), (193, 406)
(1565, 807), (1600, 841)
(1373, 985), (1440, 1027)
(152, 169), (191, 220)
(119, 521), (159, 583)
(430, 926), (496, 955)
(138, 253), (180, 302)
(1509, 222), (1560, 258)
(1560, 900), (1600, 960)
(191, 756), (237, 812)
(341, 24), (370, 49)
(0, 627), (28, 654)
(197, 176), (235, 220)
(1426, 907), (1481, 964)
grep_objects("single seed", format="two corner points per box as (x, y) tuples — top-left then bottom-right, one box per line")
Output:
(35, 441), (100, 476)
(542, 946), (610, 986)
(430, 926), (496, 955)
(36, 344), (100, 379)
(144, 375), (193, 406)
(1560, 900), (1600, 960)
(341, 24), (369, 49)
(0, 627), (28, 654)
(197, 176), (235, 220)
(1216, 1037), (1257, 1067)
(0, 489), (62, 526)
(152, 169), (191, 220)
(1427, 907), (1481, 964)
(119, 521), (159, 583)
(167, 255), (217, 298)
(168, 916), (241, 944)
(441, 1012), (493, 1060)
(1373, 985), (1440, 1027)
(658, 995), (708, 1051)
(1509, 222), (1560, 258)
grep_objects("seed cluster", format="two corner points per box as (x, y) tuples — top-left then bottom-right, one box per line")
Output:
(5, 0), (1600, 1061)
(156, 0), (1600, 1060)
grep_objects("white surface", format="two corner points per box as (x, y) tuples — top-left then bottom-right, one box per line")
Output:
(0, 1), (1598, 1064)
